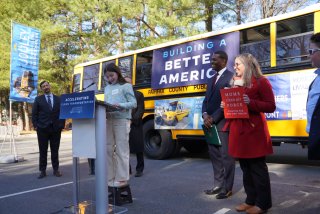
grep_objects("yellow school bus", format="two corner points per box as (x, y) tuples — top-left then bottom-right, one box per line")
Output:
(72, 5), (320, 159)
(155, 101), (190, 126)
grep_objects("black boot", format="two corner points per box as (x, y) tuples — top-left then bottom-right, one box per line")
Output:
(88, 158), (95, 175)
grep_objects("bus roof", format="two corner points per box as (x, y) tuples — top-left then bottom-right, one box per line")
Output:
(75, 3), (320, 68)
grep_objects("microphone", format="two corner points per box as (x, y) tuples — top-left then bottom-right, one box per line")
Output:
(82, 82), (95, 91)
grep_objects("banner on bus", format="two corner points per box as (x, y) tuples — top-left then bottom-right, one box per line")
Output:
(151, 32), (240, 89)
(9, 22), (41, 103)
(155, 96), (204, 130)
(153, 69), (315, 126)
(266, 69), (316, 120)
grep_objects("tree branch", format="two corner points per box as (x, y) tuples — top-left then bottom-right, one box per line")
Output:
(136, 16), (161, 38)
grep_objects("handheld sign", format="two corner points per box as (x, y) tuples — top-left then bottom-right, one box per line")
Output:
(220, 87), (249, 119)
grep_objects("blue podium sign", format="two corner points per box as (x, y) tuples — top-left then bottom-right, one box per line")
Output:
(60, 91), (95, 119)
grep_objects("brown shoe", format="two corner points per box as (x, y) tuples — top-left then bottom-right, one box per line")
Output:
(246, 206), (267, 214)
(235, 203), (254, 212)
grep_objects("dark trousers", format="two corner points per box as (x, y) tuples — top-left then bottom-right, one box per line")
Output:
(135, 152), (144, 172)
(239, 157), (272, 210)
(208, 131), (235, 192)
(130, 152), (144, 174)
(88, 158), (95, 174)
(37, 126), (62, 172)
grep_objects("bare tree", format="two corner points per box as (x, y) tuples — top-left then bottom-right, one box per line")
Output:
(250, 0), (310, 19)
(214, 0), (315, 27)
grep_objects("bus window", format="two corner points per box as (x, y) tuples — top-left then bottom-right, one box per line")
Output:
(101, 60), (115, 89)
(83, 64), (99, 92)
(136, 51), (153, 86)
(276, 14), (313, 66)
(72, 73), (81, 92)
(119, 56), (133, 78)
(240, 24), (270, 67)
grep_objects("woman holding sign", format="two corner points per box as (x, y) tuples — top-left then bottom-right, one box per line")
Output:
(222, 53), (276, 214)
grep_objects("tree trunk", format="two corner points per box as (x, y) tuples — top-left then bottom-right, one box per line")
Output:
(117, 17), (125, 54)
(0, 90), (3, 125)
(204, 1), (213, 32)
(236, 0), (242, 24)
(167, 0), (175, 36)
(78, 18), (84, 52)
(136, 15), (142, 40)
(23, 102), (30, 131)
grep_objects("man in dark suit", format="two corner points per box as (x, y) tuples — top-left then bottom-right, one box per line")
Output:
(306, 32), (320, 160)
(32, 80), (65, 179)
(125, 77), (145, 177)
(202, 51), (235, 199)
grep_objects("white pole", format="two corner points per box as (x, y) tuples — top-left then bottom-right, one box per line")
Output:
(9, 100), (18, 161)
(95, 104), (107, 214)
(72, 157), (79, 214)
(9, 20), (13, 155)
(9, 101), (12, 154)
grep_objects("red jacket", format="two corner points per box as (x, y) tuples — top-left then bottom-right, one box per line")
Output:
(228, 77), (276, 158)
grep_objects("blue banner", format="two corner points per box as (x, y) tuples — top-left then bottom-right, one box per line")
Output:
(9, 22), (41, 103)
(151, 32), (240, 89)
(60, 91), (95, 119)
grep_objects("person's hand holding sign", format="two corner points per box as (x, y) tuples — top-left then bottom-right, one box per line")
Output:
(220, 101), (225, 109)
(243, 94), (250, 105)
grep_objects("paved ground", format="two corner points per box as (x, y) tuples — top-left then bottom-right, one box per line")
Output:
(0, 133), (320, 214)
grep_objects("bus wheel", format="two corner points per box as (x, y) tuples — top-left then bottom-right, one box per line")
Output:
(143, 119), (175, 160)
(182, 141), (208, 153)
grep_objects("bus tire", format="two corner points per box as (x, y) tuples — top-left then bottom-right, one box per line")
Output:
(143, 119), (175, 160)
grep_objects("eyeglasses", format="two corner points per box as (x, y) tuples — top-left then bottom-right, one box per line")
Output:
(308, 48), (320, 55)
(234, 62), (242, 67)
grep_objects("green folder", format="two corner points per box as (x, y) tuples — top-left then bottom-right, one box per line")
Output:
(202, 124), (221, 146)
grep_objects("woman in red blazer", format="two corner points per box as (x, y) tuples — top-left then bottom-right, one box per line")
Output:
(223, 54), (276, 214)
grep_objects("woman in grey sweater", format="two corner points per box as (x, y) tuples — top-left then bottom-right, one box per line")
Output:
(104, 63), (137, 187)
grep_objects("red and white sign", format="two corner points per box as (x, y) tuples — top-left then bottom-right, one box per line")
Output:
(220, 87), (249, 119)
